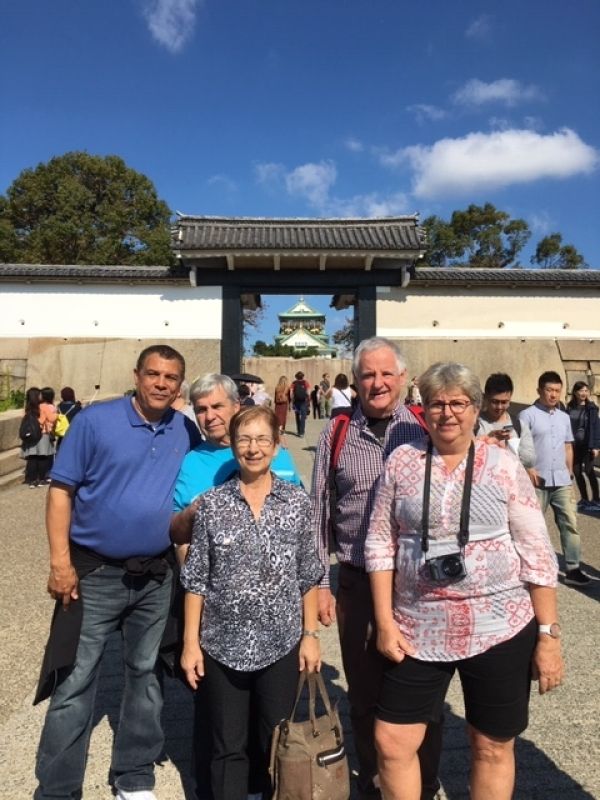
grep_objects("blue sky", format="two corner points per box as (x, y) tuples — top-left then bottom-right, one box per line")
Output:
(1, 0), (599, 349)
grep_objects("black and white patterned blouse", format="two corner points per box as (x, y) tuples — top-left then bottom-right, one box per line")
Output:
(180, 474), (324, 672)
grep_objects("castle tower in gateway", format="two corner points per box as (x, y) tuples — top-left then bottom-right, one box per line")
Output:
(275, 297), (336, 355)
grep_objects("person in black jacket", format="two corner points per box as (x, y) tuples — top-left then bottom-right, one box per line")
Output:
(567, 381), (600, 510)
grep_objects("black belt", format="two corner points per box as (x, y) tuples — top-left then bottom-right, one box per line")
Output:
(340, 561), (367, 575)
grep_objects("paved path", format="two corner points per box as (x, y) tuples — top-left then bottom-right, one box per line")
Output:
(0, 415), (598, 798)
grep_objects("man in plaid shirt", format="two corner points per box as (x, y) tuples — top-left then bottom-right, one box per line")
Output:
(311, 337), (441, 800)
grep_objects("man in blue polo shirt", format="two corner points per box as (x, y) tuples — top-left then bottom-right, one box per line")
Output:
(35, 345), (199, 800)
(520, 370), (591, 588)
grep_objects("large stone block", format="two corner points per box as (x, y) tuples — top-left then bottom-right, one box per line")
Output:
(391, 338), (563, 405)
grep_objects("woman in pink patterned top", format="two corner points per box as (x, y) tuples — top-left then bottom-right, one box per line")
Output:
(365, 362), (563, 800)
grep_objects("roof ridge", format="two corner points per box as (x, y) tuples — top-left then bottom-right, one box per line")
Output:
(176, 215), (419, 225)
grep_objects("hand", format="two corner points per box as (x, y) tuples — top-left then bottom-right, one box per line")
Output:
(527, 468), (541, 487)
(591, 449), (599, 460)
(532, 638), (564, 695)
(317, 588), (336, 626)
(489, 428), (511, 443)
(376, 622), (415, 663)
(181, 642), (205, 689)
(47, 563), (79, 607)
(299, 636), (321, 673)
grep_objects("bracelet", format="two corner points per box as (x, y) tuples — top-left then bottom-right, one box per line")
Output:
(302, 629), (320, 639)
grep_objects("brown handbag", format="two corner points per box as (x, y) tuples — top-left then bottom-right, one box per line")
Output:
(269, 671), (350, 800)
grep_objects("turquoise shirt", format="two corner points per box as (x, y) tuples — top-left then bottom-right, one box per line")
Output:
(173, 440), (302, 511)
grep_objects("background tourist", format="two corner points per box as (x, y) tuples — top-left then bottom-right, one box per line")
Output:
(566, 381), (600, 511)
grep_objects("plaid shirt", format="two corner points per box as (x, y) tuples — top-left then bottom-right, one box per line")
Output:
(310, 403), (424, 587)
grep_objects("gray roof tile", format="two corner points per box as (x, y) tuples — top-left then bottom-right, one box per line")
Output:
(173, 215), (424, 252)
(412, 267), (600, 287)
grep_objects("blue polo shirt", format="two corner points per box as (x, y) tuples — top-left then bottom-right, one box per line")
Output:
(173, 440), (302, 511)
(51, 397), (199, 558)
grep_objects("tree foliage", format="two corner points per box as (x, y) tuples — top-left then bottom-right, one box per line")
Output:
(530, 233), (587, 270)
(423, 203), (531, 269)
(1, 151), (174, 265)
(252, 340), (322, 358)
(332, 316), (355, 354)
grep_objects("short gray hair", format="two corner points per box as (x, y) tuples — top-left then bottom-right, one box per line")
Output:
(353, 337), (407, 377)
(190, 374), (239, 404)
(418, 362), (482, 408)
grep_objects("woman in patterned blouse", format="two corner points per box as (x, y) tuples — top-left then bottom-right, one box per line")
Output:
(365, 362), (563, 800)
(180, 405), (323, 800)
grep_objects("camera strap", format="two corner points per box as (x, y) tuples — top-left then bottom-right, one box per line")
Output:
(421, 440), (475, 554)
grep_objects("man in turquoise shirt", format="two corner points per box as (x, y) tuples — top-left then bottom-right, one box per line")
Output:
(171, 374), (301, 526)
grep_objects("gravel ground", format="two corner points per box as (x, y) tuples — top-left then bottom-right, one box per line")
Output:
(0, 414), (598, 799)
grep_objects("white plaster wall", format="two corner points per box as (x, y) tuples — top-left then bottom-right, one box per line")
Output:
(376, 286), (600, 339)
(0, 284), (222, 339)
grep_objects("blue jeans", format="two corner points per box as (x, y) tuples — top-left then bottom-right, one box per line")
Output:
(293, 402), (307, 436)
(535, 484), (581, 571)
(35, 565), (172, 799)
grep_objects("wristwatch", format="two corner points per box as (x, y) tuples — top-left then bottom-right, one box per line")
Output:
(538, 622), (561, 639)
(303, 630), (320, 639)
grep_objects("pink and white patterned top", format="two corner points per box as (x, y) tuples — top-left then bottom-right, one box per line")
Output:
(364, 438), (558, 661)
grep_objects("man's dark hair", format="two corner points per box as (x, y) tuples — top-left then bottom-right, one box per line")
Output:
(136, 345), (185, 376)
(484, 373), (514, 396)
(538, 370), (562, 389)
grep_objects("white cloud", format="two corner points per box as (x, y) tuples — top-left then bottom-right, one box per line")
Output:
(254, 159), (408, 217)
(142, 0), (199, 54)
(465, 14), (492, 41)
(528, 211), (554, 235)
(254, 162), (286, 187)
(406, 104), (447, 124)
(344, 137), (364, 153)
(206, 174), (238, 193)
(285, 161), (338, 209)
(382, 128), (599, 199)
(488, 116), (511, 131)
(453, 78), (543, 107)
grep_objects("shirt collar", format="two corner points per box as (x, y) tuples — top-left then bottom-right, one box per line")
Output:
(126, 396), (175, 429)
(355, 400), (407, 427)
(225, 473), (290, 501)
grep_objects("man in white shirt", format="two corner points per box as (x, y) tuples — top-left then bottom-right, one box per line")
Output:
(520, 371), (591, 587)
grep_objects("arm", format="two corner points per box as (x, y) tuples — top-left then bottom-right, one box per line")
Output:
(46, 482), (78, 606)
(365, 458), (415, 661)
(181, 592), (205, 689)
(519, 409), (541, 485)
(529, 584), (564, 695)
(309, 425), (336, 625)
(516, 421), (537, 470)
(565, 442), (574, 475)
(169, 498), (201, 545)
(369, 571), (415, 662)
(299, 587), (321, 673)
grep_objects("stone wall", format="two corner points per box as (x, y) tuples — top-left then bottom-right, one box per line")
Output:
(11, 337), (220, 401)
(242, 357), (353, 395)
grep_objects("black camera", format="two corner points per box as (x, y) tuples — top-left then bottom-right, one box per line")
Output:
(427, 552), (467, 582)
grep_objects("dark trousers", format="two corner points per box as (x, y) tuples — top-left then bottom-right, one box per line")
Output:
(336, 564), (442, 800)
(573, 444), (599, 502)
(25, 455), (51, 485)
(203, 646), (300, 800)
(293, 403), (308, 436)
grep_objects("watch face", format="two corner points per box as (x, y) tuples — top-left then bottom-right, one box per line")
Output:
(550, 623), (561, 638)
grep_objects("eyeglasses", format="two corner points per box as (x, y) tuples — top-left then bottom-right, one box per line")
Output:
(426, 400), (472, 416)
(235, 435), (274, 449)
